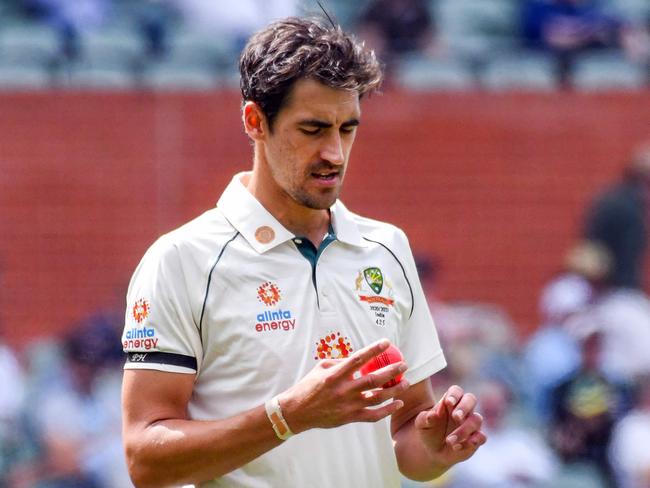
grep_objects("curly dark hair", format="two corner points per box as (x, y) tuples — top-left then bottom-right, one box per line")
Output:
(239, 17), (383, 130)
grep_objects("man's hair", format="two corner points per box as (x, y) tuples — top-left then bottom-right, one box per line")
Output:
(239, 16), (383, 130)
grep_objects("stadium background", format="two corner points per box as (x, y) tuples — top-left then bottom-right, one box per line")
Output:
(1, 0), (650, 487)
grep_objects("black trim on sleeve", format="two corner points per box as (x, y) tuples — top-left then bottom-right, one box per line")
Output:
(199, 231), (240, 335)
(126, 351), (198, 370)
(363, 237), (415, 319)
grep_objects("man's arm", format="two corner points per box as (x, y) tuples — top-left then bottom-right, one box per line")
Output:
(391, 379), (486, 481)
(122, 339), (408, 487)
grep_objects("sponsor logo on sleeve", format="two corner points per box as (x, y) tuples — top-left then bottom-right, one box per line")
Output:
(253, 281), (298, 333)
(132, 298), (150, 324)
(122, 325), (159, 350)
(355, 267), (394, 327)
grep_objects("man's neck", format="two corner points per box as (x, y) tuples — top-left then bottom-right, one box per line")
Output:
(243, 171), (331, 248)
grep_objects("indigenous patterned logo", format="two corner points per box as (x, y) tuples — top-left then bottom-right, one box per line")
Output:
(132, 298), (150, 323)
(314, 332), (354, 360)
(257, 282), (282, 306)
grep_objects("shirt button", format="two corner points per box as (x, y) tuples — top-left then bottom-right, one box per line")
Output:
(294, 238), (302, 244)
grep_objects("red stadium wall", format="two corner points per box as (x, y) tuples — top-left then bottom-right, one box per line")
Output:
(1, 90), (649, 346)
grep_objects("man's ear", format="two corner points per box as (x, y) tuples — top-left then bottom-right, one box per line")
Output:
(243, 102), (267, 141)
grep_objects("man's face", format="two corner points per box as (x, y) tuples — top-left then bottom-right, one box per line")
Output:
(261, 78), (361, 210)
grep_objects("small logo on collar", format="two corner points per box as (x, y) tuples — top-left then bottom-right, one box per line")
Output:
(255, 226), (275, 244)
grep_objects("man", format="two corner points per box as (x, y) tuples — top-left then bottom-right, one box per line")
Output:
(583, 142), (650, 290)
(121, 17), (486, 488)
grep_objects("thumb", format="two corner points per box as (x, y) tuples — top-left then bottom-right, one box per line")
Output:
(414, 402), (446, 431)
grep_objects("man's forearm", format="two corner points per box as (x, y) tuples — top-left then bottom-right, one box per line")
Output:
(125, 405), (283, 488)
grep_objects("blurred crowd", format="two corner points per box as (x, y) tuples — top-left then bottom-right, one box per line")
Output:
(0, 0), (648, 90)
(2, 142), (650, 488)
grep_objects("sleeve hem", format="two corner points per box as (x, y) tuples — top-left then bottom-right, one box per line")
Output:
(123, 362), (196, 374)
(404, 350), (447, 385)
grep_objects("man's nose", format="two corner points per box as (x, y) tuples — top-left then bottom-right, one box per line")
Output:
(320, 132), (345, 166)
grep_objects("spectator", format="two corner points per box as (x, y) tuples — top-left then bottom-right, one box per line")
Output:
(357, 0), (439, 86)
(13, 321), (128, 488)
(583, 142), (650, 290)
(563, 239), (650, 382)
(448, 379), (559, 487)
(523, 258), (593, 420)
(522, 0), (624, 88)
(610, 374), (650, 488)
(22, 0), (111, 63)
(0, 339), (27, 485)
(549, 329), (631, 488)
(168, 0), (299, 53)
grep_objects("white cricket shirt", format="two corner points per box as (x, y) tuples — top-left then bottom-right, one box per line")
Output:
(123, 172), (447, 487)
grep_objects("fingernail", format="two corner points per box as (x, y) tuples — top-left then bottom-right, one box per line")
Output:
(447, 435), (457, 445)
(398, 364), (408, 373)
(401, 380), (410, 390)
(447, 396), (457, 405)
(454, 409), (464, 420)
(453, 443), (463, 451)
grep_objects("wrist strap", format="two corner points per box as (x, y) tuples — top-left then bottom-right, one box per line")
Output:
(265, 395), (294, 441)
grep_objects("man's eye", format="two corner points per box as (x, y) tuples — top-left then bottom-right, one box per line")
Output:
(341, 127), (356, 134)
(300, 128), (321, 135)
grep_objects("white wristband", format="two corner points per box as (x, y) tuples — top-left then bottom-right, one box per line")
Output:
(265, 395), (294, 441)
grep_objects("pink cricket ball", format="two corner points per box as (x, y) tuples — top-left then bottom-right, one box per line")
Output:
(360, 344), (404, 388)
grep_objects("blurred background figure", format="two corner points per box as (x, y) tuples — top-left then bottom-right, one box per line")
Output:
(21, 0), (112, 77)
(583, 142), (650, 291)
(522, 248), (594, 421)
(610, 374), (650, 488)
(6, 315), (127, 488)
(447, 378), (559, 488)
(0, 334), (27, 486)
(357, 0), (439, 87)
(521, 0), (624, 88)
(549, 329), (631, 488)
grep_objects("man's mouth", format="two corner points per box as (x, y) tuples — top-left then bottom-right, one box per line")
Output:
(312, 171), (338, 181)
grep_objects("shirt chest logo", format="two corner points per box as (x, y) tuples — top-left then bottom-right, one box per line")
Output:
(355, 267), (395, 327)
(254, 281), (297, 333)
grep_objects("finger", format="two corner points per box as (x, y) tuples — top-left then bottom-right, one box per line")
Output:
(333, 338), (391, 377)
(445, 412), (484, 448)
(443, 385), (465, 410)
(449, 392), (478, 424)
(361, 378), (411, 406)
(350, 361), (408, 393)
(357, 399), (405, 423)
(467, 430), (487, 448)
(414, 405), (445, 430)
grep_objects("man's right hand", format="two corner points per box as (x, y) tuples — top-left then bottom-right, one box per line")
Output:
(278, 339), (410, 434)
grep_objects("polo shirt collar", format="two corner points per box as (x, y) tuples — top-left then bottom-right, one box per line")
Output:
(330, 200), (366, 247)
(217, 172), (366, 253)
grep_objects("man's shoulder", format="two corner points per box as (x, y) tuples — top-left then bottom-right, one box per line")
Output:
(345, 208), (410, 248)
(145, 207), (238, 261)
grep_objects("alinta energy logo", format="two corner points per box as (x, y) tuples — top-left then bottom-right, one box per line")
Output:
(125, 297), (158, 350)
(254, 281), (296, 333)
(132, 298), (150, 324)
(314, 332), (354, 360)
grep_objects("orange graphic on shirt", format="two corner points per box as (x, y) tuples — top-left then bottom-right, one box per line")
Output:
(257, 282), (282, 306)
(314, 332), (354, 360)
(132, 298), (150, 323)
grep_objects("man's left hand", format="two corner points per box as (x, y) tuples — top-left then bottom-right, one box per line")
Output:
(414, 385), (486, 466)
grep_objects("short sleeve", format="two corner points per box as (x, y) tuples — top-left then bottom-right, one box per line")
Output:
(122, 237), (203, 374)
(394, 230), (447, 385)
